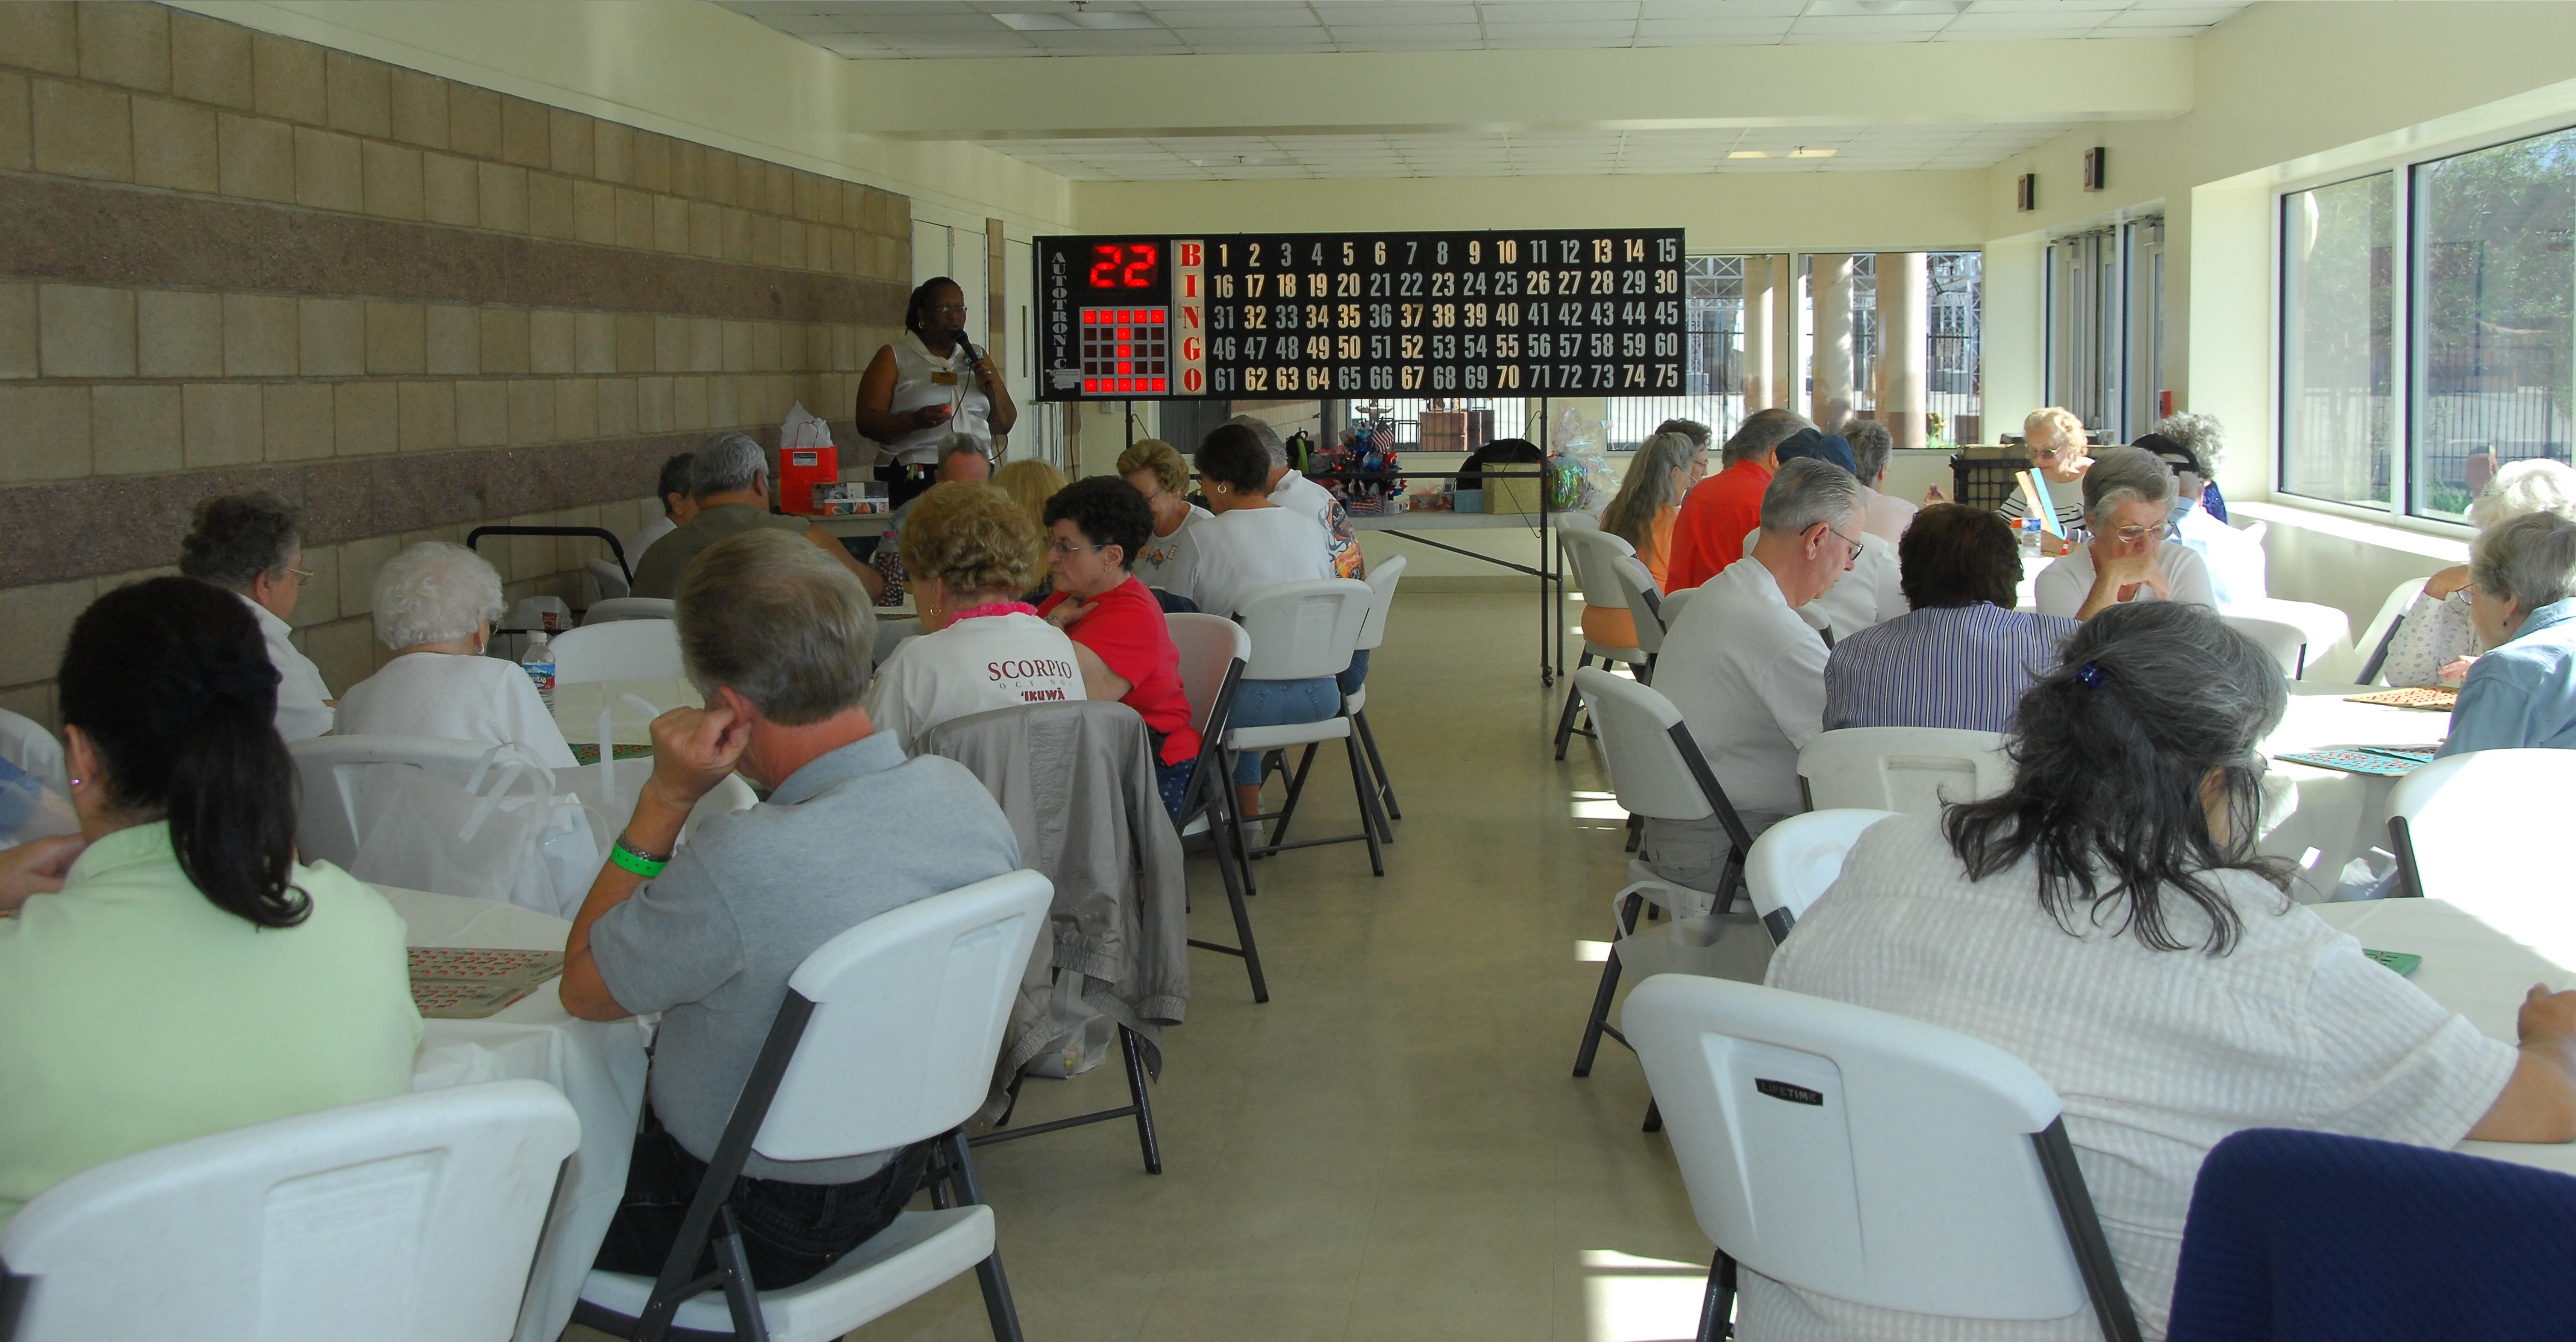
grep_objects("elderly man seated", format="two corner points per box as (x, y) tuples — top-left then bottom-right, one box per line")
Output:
(2031, 444), (2219, 620)
(177, 493), (333, 741)
(1757, 431), (1905, 644)
(1665, 408), (1813, 593)
(561, 528), (1019, 1288)
(2440, 512), (2576, 755)
(1825, 505), (2081, 732)
(1648, 459), (1867, 885)
(630, 431), (883, 601)
(1845, 419), (1919, 545)
(334, 541), (576, 767)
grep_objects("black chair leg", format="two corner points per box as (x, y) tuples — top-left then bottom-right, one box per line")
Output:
(711, 1206), (771, 1342)
(1552, 651), (1595, 760)
(1185, 787), (1271, 1003)
(942, 1132), (1027, 1342)
(1119, 1026), (1163, 1175)
(1698, 1251), (1736, 1342)
(1642, 1100), (1662, 1132)
(1625, 812), (1645, 853)
(1268, 742), (1320, 850)
(1355, 708), (1401, 821)
(1221, 751), (1261, 898)
(1572, 892), (1644, 1078)
(1343, 732), (1386, 876)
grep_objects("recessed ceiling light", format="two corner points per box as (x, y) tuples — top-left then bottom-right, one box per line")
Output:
(1728, 150), (1771, 159)
(1789, 148), (1838, 158)
(993, 10), (1160, 31)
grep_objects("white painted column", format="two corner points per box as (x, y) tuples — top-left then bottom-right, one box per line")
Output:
(1811, 253), (1854, 429)
(1875, 251), (1929, 451)
(1742, 260), (1775, 413)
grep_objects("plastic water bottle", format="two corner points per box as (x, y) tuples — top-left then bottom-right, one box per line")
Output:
(519, 630), (556, 708)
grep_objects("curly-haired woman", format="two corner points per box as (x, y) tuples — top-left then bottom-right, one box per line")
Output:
(862, 481), (1085, 750)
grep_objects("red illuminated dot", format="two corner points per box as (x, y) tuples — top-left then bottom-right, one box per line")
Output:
(1148, 310), (1165, 324)
(1151, 378), (1167, 392)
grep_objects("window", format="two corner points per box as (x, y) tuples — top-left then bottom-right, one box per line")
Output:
(2280, 173), (2397, 510)
(2046, 220), (2160, 442)
(2279, 122), (2576, 520)
(2412, 126), (2576, 519)
(1601, 255), (1751, 450)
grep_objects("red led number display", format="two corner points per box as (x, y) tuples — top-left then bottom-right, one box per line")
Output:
(1087, 243), (1159, 289)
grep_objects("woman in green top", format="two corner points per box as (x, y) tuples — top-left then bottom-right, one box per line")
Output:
(0, 579), (420, 1225)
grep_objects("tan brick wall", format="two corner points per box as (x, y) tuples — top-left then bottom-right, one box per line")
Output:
(0, 1), (913, 726)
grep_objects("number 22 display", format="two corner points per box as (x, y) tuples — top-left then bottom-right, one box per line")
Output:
(1034, 229), (1687, 401)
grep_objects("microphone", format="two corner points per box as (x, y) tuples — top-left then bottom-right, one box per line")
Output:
(954, 329), (981, 369)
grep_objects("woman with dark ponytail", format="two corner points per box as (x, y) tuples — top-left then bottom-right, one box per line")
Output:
(0, 578), (420, 1223)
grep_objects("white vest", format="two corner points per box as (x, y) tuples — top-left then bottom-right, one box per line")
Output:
(881, 331), (992, 466)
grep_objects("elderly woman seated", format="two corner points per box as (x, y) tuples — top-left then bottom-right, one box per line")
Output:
(864, 481), (1086, 750)
(2030, 444), (2219, 620)
(1037, 476), (1202, 819)
(178, 493), (334, 741)
(1999, 405), (2093, 534)
(2383, 460), (2576, 687)
(2437, 511), (2576, 755)
(870, 435), (990, 607)
(1119, 437), (1210, 598)
(0, 578), (420, 1223)
(1758, 601), (2576, 1340)
(333, 541), (578, 767)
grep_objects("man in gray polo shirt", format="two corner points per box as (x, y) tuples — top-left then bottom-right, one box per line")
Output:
(560, 527), (1018, 1288)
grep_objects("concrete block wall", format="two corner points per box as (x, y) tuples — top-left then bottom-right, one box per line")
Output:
(0, 1), (913, 726)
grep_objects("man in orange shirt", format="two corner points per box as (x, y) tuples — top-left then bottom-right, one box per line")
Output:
(1663, 408), (1812, 592)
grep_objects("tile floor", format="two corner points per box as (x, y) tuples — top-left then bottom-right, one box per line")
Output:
(566, 592), (1715, 1342)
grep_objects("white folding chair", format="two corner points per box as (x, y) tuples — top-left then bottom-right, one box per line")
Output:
(0, 706), (67, 794)
(586, 556), (634, 602)
(872, 617), (923, 668)
(1746, 808), (1896, 945)
(1554, 528), (1651, 760)
(575, 871), (1053, 1342)
(1569, 667), (1765, 1090)
(1625, 975), (2143, 1342)
(1227, 579), (1384, 884)
(1167, 612), (1266, 1003)
(2220, 612), (2315, 679)
(1657, 585), (1698, 636)
(2354, 578), (2430, 685)
(583, 596), (674, 625)
(551, 619), (684, 684)
(1346, 554), (1407, 837)
(1797, 727), (2013, 815)
(2389, 750), (2576, 944)
(0, 1080), (580, 1342)
(2234, 596), (2349, 673)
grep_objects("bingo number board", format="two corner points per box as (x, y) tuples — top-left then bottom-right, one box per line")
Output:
(1035, 229), (1689, 401)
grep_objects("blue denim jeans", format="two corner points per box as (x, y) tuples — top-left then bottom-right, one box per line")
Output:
(1228, 675), (1342, 784)
(1336, 648), (1371, 698)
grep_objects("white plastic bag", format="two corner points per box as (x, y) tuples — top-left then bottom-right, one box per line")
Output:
(1021, 971), (1113, 1079)
(781, 401), (834, 450)
(350, 744), (596, 918)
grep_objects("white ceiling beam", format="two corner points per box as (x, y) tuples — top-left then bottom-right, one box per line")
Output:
(846, 39), (2192, 141)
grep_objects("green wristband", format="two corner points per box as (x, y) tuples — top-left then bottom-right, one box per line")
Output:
(610, 839), (667, 879)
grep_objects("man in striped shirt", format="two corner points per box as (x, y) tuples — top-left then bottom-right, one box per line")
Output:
(1824, 504), (2080, 732)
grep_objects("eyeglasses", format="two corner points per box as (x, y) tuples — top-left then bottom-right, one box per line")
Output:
(2109, 524), (2175, 545)
(1819, 525), (1864, 570)
(925, 304), (968, 316)
(1046, 538), (1107, 557)
(283, 564), (314, 582)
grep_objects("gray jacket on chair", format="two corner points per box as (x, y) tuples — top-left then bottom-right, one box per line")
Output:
(919, 699), (1192, 1090)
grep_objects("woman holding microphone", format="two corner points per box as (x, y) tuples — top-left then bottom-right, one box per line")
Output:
(855, 276), (1018, 510)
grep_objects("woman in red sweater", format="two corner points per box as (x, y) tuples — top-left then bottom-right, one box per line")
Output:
(1037, 476), (1204, 819)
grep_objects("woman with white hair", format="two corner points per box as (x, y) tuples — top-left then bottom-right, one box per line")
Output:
(2438, 511), (2576, 755)
(2031, 445), (2219, 620)
(2381, 459), (2576, 687)
(1998, 406), (2093, 534)
(333, 542), (577, 767)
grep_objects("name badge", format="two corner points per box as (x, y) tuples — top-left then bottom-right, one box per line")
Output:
(931, 371), (960, 385)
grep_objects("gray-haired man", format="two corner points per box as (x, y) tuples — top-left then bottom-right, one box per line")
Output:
(1652, 458), (1869, 872)
(563, 528), (1017, 1287)
(630, 431), (883, 600)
